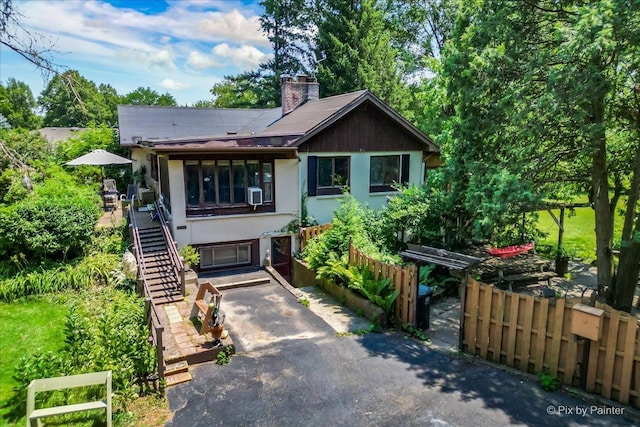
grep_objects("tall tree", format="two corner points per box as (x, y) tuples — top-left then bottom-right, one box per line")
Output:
(444, 0), (640, 311)
(38, 70), (110, 127)
(315, 0), (409, 113)
(98, 83), (120, 125)
(260, 0), (315, 77)
(120, 87), (177, 106)
(209, 71), (278, 108)
(0, 78), (42, 129)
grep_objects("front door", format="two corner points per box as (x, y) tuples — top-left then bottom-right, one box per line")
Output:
(271, 236), (292, 282)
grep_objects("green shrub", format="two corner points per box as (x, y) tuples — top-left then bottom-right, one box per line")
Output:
(0, 168), (101, 261)
(7, 288), (155, 421)
(303, 194), (398, 269)
(317, 255), (399, 315)
(178, 244), (200, 267)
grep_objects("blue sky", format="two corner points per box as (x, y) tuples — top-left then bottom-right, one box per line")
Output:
(0, 0), (271, 106)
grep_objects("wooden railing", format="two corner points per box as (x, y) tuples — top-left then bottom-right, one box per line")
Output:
(129, 211), (166, 380)
(156, 207), (185, 296)
(299, 224), (332, 251)
(145, 298), (166, 379)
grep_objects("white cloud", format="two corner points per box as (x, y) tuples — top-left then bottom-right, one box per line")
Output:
(187, 51), (220, 69)
(213, 43), (271, 69)
(3, 1), (272, 105)
(196, 9), (268, 46)
(149, 48), (177, 70)
(160, 79), (187, 90)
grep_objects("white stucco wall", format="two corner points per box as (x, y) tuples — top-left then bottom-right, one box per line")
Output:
(166, 158), (299, 266)
(130, 147), (158, 193)
(299, 151), (424, 225)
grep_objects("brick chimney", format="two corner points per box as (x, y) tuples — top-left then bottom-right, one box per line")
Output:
(281, 75), (320, 115)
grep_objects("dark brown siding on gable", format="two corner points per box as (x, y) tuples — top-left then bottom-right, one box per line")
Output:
(297, 102), (425, 153)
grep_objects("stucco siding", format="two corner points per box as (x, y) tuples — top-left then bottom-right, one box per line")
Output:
(167, 158), (299, 265)
(299, 151), (423, 225)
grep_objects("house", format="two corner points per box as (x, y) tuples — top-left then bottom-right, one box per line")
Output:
(118, 76), (439, 278)
(38, 127), (87, 145)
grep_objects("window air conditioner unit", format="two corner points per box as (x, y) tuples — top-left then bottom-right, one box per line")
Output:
(248, 187), (263, 206)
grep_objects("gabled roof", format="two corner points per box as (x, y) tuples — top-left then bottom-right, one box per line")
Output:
(119, 90), (439, 154)
(258, 91), (366, 138)
(117, 105), (281, 146)
(259, 90), (438, 151)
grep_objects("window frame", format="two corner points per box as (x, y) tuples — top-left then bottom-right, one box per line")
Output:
(184, 159), (275, 216)
(369, 154), (410, 193)
(308, 156), (350, 196)
(199, 243), (252, 269)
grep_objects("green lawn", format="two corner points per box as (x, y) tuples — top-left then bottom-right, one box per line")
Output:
(0, 296), (68, 425)
(536, 198), (626, 262)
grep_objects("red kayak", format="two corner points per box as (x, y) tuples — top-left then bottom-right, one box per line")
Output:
(487, 242), (535, 258)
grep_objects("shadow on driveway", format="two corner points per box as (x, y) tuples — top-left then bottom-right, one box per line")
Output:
(166, 282), (636, 426)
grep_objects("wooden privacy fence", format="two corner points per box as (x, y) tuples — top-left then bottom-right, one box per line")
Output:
(463, 278), (640, 408)
(349, 243), (417, 325)
(299, 224), (332, 251)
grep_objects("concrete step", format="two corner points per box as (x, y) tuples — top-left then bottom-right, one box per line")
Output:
(215, 277), (271, 290)
(165, 371), (192, 387)
(165, 360), (189, 376)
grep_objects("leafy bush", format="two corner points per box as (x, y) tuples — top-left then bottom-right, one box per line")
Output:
(7, 288), (155, 421)
(317, 254), (399, 315)
(0, 167), (101, 261)
(303, 194), (398, 269)
(178, 244), (200, 267)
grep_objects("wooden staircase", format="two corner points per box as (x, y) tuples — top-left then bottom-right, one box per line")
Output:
(138, 225), (183, 305)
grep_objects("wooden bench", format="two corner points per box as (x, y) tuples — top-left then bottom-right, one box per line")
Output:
(27, 370), (112, 427)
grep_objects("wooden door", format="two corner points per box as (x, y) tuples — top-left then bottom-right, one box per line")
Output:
(271, 236), (292, 282)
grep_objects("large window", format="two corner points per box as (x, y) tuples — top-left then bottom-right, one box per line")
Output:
(200, 243), (252, 269)
(307, 156), (350, 196)
(369, 154), (410, 192)
(185, 159), (274, 215)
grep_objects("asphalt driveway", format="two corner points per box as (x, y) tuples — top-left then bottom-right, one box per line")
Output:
(166, 282), (635, 426)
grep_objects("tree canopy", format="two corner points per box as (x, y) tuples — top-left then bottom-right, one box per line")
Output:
(120, 87), (177, 107)
(443, 0), (640, 310)
(0, 78), (41, 130)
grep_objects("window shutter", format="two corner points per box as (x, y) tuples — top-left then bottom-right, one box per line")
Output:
(307, 156), (317, 196)
(401, 154), (410, 184)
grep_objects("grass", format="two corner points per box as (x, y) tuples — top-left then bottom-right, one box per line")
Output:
(0, 295), (68, 425)
(536, 196), (626, 262)
(0, 293), (171, 427)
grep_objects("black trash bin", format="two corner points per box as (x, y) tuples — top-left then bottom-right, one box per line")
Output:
(417, 285), (434, 330)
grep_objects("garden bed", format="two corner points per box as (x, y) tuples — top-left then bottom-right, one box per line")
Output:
(292, 259), (386, 325)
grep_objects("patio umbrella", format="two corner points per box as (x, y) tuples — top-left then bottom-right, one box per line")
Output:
(66, 149), (132, 179)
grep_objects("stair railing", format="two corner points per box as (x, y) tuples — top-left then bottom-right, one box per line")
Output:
(130, 208), (165, 379)
(156, 207), (185, 296)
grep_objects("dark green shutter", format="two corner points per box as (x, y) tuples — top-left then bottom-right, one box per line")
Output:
(401, 154), (410, 184)
(308, 156), (317, 196)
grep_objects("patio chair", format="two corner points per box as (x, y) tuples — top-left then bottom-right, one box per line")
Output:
(102, 179), (118, 211)
(119, 184), (138, 215)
